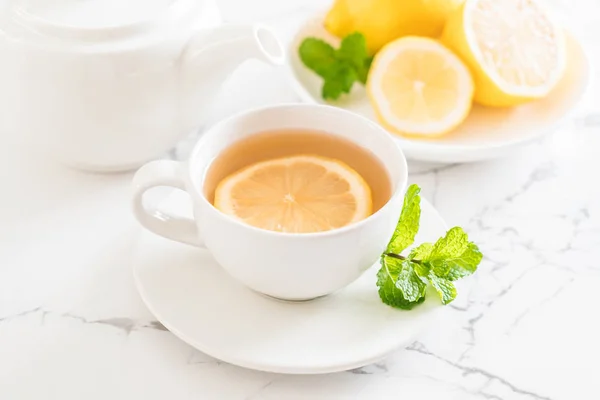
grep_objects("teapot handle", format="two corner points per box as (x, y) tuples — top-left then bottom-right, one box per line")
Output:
(181, 23), (284, 68)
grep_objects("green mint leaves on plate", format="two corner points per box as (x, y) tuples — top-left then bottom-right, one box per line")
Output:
(299, 32), (373, 100)
(377, 184), (483, 310)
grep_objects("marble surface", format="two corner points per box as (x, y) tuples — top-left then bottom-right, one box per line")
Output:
(1, 0), (599, 399)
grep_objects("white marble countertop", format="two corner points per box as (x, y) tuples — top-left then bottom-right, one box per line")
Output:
(1, 0), (599, 399)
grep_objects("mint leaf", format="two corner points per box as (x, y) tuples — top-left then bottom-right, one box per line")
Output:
(382, 256), (427, 302)
(427, 227), (469, 276)
(408, 242), (434, 261)
(429, 227), (470, 260)
(299, 38), (338, 79)
(377, 257), (426, 310)
(428, 272), (457, 304)
(446, 242), (483, 281)
(386, 184), (421, 254)
(322, 64), (357, 100)
(336, 32), (373, 84)
(299, 33), (372, 100)
(407, 243), (433, 278)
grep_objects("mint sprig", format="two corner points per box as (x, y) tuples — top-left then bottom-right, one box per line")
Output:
(299, 33), (372, 100)
(377, 184), (483, 309)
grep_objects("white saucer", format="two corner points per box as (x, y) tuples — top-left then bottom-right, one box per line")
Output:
(133, 190), (448, 374)
(287, 15), (591, 163)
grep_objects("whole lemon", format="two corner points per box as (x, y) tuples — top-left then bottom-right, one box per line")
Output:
(325, 0), (465, 54)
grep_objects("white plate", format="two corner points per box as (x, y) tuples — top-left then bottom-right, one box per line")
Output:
(287, 15), (591, 163)
(133, 190), (449, 374)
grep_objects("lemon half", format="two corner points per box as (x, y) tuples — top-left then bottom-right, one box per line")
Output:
(442, 0), (566, 107)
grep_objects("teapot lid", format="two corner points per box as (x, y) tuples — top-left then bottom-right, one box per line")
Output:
(4, 0), (203, 42)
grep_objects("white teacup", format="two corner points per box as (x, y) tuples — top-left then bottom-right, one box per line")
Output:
(132, 104), (408, 300)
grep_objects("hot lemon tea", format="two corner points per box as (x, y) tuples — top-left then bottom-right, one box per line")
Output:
(132, 104), (408, 300)
(204, 129), (392, 233)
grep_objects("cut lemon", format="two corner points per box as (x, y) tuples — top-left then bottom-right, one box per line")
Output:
(213, 155), (372, 233)
(367, 36), (474, 138)
(442, 0), (566, 107)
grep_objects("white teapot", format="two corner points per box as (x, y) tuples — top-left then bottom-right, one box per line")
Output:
(0, 0), (283, 171)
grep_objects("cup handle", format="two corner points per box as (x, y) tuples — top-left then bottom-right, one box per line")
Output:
(132, 160), (205, 248)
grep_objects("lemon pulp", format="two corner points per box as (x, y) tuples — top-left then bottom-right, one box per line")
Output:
(367, 36), (474, 137)
(214, 155), (373, 233)
(442, 0), (565, 106)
